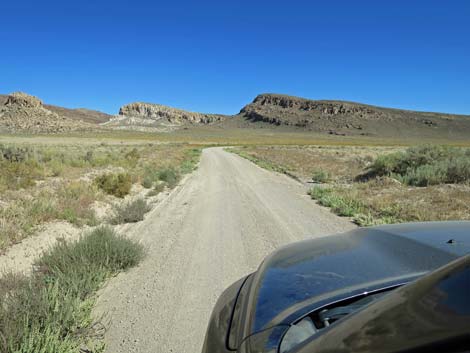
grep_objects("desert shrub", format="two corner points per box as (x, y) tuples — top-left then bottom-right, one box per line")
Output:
(367, 145), (470, 186)
(308, 186), (332, 200)
(0, 159), (43, 191)
(0, 197), (55, 249)
(445, 156), (470, 183)
(141, 174), (154, 189)
(180, 148), (202, 174)
(83, 150), (94, 163)
(311, 170), (330, 183)
(111, 198), (151, 224)
(141, 167), (160, 188)
(0, 182), (98, 250)
(124, 148), (140, 167)
(38, 226), (145, 290)
(0, 227), (144, 353)
(48, 159), (65, 176)
(309, 187), (363, 216)
(0, 145), (35, 162)
(309, 186), (402, 226)
(158, 167), (180, 188)
(153, 182), (165, 193)
(400, 164), (447, 186)
(94, 173), (132, 198)
(147, 182), (165, 197)
(55, 181), (98, 225)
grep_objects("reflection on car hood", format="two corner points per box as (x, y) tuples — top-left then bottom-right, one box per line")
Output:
(250, 221), (470, 333)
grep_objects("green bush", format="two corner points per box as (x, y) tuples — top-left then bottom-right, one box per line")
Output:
(142, 174), (154, 188)
(308, 186), (402, 226)
(124, 148), (140, 167)
(0, 145), (35, 162)
(141, 167), (159, 188)
(0, 160), (43, 191)
(147, 182), (165, 197)
(111, 198), (151, 224)
(446, 156), (470, 183)
(309, 187), (363, 216)
(311, 170), (330, 183)
(0, 227), (144, 353)
(367, 145), (470, 186)
(180, 148), (202, 174)
(56, 182), (98, 226)
(158, 167), (180, 188)
(400, 164), (447, 186)
(94, 173), (132, 198)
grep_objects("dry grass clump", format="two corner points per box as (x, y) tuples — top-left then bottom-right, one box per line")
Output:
(347, 179), (470, 222)
(311, 170), (330, 183)
(0, 181), (99, 251)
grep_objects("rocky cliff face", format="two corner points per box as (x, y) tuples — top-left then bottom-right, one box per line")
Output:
(245, 94), (385, 118)
(103, 101), (225, 131)
(0, 92), (90, 133)
(237, 93), (466, 136)
(117, 102), (224, 125)
(239, 94), (389, 128)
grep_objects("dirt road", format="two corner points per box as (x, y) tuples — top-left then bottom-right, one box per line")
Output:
(95, 147), (355, 353)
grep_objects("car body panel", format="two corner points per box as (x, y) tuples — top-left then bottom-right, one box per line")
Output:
(251, 222), (470, 333)
(202, 221), (470, 353)
(202, 276), (247, 353)
(294, 254), (470, 353)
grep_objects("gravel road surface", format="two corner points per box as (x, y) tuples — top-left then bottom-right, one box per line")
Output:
(95, 147), (355, 353)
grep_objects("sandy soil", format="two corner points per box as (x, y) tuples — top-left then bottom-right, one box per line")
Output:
(0, 221), (83, 274)
(95, 147), (355, 353)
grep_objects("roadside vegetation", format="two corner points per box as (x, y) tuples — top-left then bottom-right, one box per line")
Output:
(365, 145), (470, 186)
(0, 226), (144, 353)
(0, 142), (202, 251)
(0, 140), (203, 351)
(95, 172), (132, 197)
(231, 145), (470, 225)
(111, 198), (151, 224)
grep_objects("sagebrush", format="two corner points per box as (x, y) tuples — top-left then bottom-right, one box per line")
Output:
(0, 226), (144, 353)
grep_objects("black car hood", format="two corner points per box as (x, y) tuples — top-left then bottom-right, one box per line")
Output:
(247, 221), (470, 334)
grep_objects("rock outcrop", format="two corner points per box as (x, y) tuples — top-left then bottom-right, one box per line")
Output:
(103, 101), (225, 131)
(0, 92), (90, 133)
(118, 102), (224, 124)
(239, 94), (389, 128)
(5, 92), (43, 109)
(236, 93), (470, 137)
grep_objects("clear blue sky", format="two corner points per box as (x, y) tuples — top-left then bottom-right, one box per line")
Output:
(1, 0), (469, 115)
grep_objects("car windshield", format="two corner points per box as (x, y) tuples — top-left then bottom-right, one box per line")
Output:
(279, 290), (393, 353)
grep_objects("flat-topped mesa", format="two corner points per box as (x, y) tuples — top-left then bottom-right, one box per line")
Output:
(118, 102), (224, 124)
(235, 93), (470, 138)
(242, 93), (385, 119)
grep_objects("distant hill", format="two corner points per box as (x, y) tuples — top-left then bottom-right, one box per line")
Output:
(0, 94), (111, 125)
(0, 92), (96, 133)
(103, 102), (226, 132)
(2, 91), (469, 139)
(229, 93), (470, 139)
